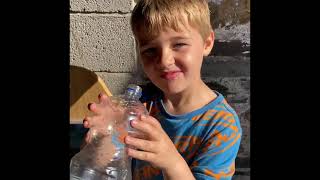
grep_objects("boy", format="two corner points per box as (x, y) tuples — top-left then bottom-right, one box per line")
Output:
(83, 0), (242, 179)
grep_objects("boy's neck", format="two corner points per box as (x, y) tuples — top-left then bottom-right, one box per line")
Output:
(162, 81), (217, 115)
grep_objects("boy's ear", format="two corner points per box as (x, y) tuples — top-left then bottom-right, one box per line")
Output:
(203, 31), (214, 56)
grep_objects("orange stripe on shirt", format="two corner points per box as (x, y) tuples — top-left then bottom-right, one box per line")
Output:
(213, 111), (233, 120)
(196, 122), (238, 132)
(202, 109), (218, 120)
(201, 131), (237, 153)
(175, 136), (202, 156)
(204, 162), (235, 179)
(192, 115), (202, 121)
(209, 133), (241, 156)
(196, 118), (238, 133)
(185, 136), (202, 159)
(192, 109), (218, 121)
(215, 121), (239, 132)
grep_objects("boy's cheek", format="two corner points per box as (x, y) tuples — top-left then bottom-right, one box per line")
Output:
(141, 58), (155, 66)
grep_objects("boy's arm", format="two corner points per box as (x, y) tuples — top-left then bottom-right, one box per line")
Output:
(161, 157), (195, 180)
(191, 116), (242, 180)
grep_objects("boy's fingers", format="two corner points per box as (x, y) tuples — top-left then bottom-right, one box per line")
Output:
(130, 120), (159, 140)
(98, 93), (115, 108)
(83, 119), (90, 128)
(98, 93), (109, 102)
(128, 131), (147, 139)
(88, 102), (101, 113)
(88, 93), (112, 113)
(83, 116), (105, 128)
(140, 115), (161, 128)
(127, 148), (155, 162)
(89, 95), (123, 115)
(125, 136), (155, 152)
(88, 102), (109, 114)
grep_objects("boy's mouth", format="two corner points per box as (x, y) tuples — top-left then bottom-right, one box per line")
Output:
(160, 71), (182, 80)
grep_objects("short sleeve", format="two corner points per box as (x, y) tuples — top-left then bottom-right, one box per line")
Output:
(191, 113), (242, 180)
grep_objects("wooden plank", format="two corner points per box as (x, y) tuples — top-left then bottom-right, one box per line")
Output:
(70, 65), (112, 124)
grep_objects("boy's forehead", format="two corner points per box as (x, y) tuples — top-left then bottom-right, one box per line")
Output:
(134, 13), (192, 42)
(136, 32), (157, 45)
(135, 26), (192, 45)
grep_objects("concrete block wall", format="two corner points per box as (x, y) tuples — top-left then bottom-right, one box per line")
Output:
(70, 0), (137, 94)
(70, 0), (250, 179)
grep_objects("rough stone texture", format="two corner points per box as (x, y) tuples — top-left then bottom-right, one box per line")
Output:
(96, 72), (133, 95)
(70, 0), (134, 13)
(209, 0), (250, 29)
(202, 56), (250, 77)
(70, 14), (136, 72)
(204, 76), (249, 99)
(213, 40), (250, 57)
(209, 0), (250, 54)
(214, 23), (250, 45)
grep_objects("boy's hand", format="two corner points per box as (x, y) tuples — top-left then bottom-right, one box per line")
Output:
(82, 93), (124, 144)
(125, 115), (190, 175)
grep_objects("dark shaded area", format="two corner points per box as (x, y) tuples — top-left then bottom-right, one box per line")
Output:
(70, 124), (89, 159)
(205, 81), (232, 96)
(211, 40), (250, 57)
(70, 65), (98, 106)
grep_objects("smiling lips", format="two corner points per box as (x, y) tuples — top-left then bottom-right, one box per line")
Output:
(160, 71), (182, 80)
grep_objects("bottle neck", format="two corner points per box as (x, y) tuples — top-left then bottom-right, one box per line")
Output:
(124, 92), (139, 101)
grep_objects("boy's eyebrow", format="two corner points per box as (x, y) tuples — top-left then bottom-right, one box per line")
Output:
(139, 41), (153, 47)
(170, 36), (192, 41)
(140, 36), (192, 47)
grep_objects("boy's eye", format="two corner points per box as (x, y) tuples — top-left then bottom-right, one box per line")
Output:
(141, 48), (157, 57)
(173, 43), (187, 49)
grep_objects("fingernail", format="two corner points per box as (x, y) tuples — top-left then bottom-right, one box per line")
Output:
(87, 103), (92, 110)
(140, 115), (146, 120)
(83, 120), (88, 127)
(125, 136), (131, 142)
(99, 93), (106, 99)
(131, 120), (138, 126)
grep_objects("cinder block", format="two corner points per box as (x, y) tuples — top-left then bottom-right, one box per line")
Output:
(70, 0), (133, 13)
(96, 72), (134, 95)
(70, 14), (136, 72)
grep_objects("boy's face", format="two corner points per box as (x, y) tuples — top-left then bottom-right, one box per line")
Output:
(136, 23), (214, 95)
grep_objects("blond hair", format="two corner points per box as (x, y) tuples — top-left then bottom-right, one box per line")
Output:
(131, 0), (212, 41)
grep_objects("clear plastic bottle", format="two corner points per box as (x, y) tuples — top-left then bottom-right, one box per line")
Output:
(120, 84), (148, 134)
(70, 84), (148, 180)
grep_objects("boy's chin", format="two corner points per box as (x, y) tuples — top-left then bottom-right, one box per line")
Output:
(159, 83), (186, 95)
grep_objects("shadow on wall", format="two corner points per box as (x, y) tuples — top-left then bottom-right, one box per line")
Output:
(70, 65), (98, 107)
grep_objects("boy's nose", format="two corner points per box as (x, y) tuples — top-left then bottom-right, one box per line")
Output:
(158, 49), (175, 68)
